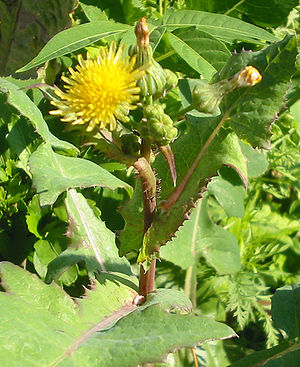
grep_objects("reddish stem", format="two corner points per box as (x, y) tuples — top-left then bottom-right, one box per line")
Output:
(134, 140), (157, 299)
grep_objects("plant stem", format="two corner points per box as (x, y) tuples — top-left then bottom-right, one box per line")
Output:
(170, 104), (195, 120)
(135, 139), (157, 298)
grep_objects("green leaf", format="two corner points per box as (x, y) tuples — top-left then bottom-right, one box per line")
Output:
(0, 77), (78, 155)
(160, 9), (278, 44)
(185, 0), (298, 28)
(45, 190), (131, 282)
(140, 288), (193, 312)
(208, 166), (245, 217)
(240, 142), (268, 177)
(139, 117), (247, 261)
(0, 262), (236, 366)
(34, 240), (78, 286)
(119, 182), (144, 255)
(272, 283), (300, 339)
(161, 196), (241, 274)
(230, 342), (300, 367)
(167, 28), (231, 79)
(230, 284), (300, 367)
(26, 195), (43, 239)
(17, 20), (131, 72)
(215, 35), (298, 148)
(29, 143), (130, 206)
(80, 1), (108, 22)
(0, 0), (75, 76)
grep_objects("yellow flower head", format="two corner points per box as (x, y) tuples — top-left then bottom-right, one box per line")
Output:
(50, 42), (145, 132)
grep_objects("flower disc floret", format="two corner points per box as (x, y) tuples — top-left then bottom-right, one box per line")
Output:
(50, 42), (145, 131)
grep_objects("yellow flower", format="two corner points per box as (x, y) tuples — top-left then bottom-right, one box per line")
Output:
(235, 66), (262, 87)
(50, 42), (144, 132)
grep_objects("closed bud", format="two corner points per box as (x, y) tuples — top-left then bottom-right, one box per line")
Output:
(139, 104), (178, 145)
(192, 65), (262, 114)
(164, 69), (178, 90)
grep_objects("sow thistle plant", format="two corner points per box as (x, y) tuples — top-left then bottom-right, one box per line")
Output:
(0, 8), (299, 367)
(49, 18), (263, 302)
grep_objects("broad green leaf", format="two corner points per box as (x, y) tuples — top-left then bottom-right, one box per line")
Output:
(0, 77), (78, 155)
(26, 195), (43, 239)
(139, 117), (247, 261)
(161, 196), (241, 274)
(231, 284), (300, 367)
(214, 35), (298, 148)
(240, 142), (268, 177)
(29, 143), (130, 206)
(230, 342), (300, 367)
(272, 283), (300, 339)
(140, 288), (193, 312)
(80, 1), (108, 22)
(207, 166), (245, 217)
(45, 190), (131, 282)
(34, 240), (78, 286)
(185, 0), (298, 28)
(160, 9), (278, 44)
(6, 114), (35, 173)
(167, 28), (231, 79)
(0, 262), (236, 367)
(17, 21), (131, 72)
(0, 0), (75, 76)
(119, 182), (144, 255)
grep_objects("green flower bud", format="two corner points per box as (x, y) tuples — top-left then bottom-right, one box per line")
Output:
(139, 104), (178, 145)
(192, 66), (262, 114)
(164, 69), (178, 90)
(120, 133), (141, 155)
(192, 82), (223, 114)
(131, 18), (167, 99)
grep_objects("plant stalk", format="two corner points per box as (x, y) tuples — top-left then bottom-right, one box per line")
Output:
(135, 139), (157, 298)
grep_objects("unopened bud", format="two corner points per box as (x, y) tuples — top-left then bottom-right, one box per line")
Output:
(192, 66), (262, 114)
(135, 17), (149, 49)
(234, 66), (262, 87)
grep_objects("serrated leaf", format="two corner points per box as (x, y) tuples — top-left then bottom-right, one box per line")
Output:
(0, 0), (75, 76)
(140, 288), (193, 313)
(0, 77), (78, 155)
(215, 35), (298, 148)
(45, 190), (131, 282)
(17, 21), (131, 72)
(161, 196), (241, 274)
(29, 143), (130, 206)
(119, 182), (144, 255)
(208, 166), (245, 217)
(0, 262), (236, 366)
(160, 9), (278, 44)
(139, 117), (247, 261)
(167, 28), (231, 79)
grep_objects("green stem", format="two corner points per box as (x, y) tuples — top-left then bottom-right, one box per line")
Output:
(170, 104), (195, 120)
(224, 0), (245, 15)
(155, 50), (176, 62)
(184, 264), (198, 308)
